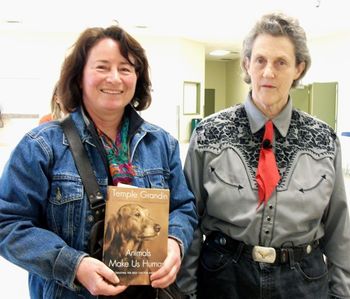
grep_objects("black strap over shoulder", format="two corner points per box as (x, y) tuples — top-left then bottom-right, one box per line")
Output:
(60, 115), (105, 211)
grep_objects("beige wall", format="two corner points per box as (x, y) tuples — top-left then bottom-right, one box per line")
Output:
(205, 59), (249, 110)
(178, 39), (205, 142)
(226, 59), (250, 106)
(306, 32), (350, 136)
(136, 36), (205, 142)
(205, 61), (226, 111)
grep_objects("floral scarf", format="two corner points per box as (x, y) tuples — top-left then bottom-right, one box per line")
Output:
(97, 118), (135, 185)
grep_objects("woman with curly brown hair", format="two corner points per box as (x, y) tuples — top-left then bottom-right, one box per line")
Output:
(0, 25), (197, 299)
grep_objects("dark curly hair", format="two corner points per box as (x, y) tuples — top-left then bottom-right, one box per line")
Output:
(58, 25), (152, 112)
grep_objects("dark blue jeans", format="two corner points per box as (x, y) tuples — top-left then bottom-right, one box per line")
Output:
(197, 236), (329, 299)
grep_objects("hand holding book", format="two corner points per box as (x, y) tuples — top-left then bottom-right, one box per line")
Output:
(150, 238), (182, 288)
(75, 256), (128, 296)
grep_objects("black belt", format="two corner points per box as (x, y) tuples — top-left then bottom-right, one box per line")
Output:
(207, 232), (319, 265)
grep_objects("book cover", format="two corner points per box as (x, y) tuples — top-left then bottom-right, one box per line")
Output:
(102, 185), (170, 285)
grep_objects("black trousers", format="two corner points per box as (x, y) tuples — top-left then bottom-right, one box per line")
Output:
(197, 235), (329, 299)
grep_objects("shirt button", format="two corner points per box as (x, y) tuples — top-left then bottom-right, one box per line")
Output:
(219, 237), (227, 246)
(265, 230), (270, 234)
(306, 244), (312, 254)
(266, 216), (271, 221)
(269, 205), (273, 209)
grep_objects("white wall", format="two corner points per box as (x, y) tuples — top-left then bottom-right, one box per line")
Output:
(0, 31), (205, 140)
(0, 257), (29, 298)
(0, 31), (78, 116)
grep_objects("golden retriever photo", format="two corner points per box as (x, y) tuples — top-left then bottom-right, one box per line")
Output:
(103, 203), (162, 285)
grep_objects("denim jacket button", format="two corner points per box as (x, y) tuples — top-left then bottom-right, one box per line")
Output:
(87, 215), (94, 223)
(55, 187), (62, 201)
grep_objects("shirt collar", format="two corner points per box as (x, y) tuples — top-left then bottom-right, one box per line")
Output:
(80, 104), (144, 140)
(244, 92), (292, 137)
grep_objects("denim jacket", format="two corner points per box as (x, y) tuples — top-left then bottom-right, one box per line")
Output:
(0, 106), (197, 299)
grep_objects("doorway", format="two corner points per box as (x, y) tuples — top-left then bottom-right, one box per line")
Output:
(204, 88), (215, 117)
(290, 82), (338, 130)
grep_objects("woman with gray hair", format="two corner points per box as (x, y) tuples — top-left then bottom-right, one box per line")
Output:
(177, 12), (350, 299)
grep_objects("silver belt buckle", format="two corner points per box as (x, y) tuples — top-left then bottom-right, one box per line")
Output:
(252, 246), (276, 263)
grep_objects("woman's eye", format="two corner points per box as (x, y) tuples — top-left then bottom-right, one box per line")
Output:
(96, 65), (108, 70)
(256, 57), (265, 64)
(119, 67), (133, 73)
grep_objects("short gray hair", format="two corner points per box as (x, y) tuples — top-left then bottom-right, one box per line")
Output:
(240, 12), (311, 87)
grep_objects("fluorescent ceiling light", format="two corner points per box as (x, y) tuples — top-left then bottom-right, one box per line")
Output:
(209, 50), (230, 56)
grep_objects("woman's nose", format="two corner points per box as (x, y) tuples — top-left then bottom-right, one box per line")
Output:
(106, 69), (121, 82)
(263, 63), (275, 78)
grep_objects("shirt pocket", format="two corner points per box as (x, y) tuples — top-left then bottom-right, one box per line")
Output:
(285, 154), (335, 215)
(47, 174), (84, 245)
(204, 149), (256, 219)
(133, 168), (170, 189)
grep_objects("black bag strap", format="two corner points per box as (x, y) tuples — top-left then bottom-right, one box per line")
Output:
(60, 115), (105, 211)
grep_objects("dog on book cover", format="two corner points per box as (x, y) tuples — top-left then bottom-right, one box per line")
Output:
(101, 202), (185, 299)
(103, 203), (164, 285)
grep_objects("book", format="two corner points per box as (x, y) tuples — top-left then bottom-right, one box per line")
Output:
(102, 185), (170, 285)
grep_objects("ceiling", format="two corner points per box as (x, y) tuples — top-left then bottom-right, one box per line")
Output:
(1, 0), (350, 61)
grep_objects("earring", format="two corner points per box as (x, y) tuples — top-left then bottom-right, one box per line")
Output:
(132, 98), (140, 108)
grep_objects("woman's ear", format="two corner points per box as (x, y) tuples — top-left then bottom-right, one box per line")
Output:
(244, 57), (250, 75)
(294, 61), (306, 80)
